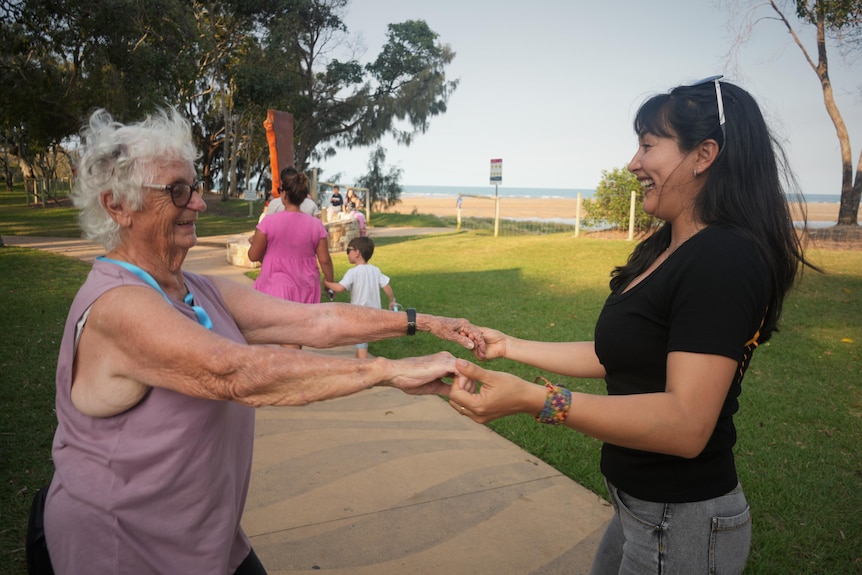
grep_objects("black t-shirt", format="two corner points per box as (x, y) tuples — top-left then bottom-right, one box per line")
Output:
(594, 226), (770, 502)
(330, 192), (343, 207)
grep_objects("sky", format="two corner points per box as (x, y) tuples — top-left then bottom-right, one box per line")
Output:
(313, 0), (862, 197)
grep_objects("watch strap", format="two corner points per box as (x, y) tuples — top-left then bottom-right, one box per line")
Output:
(406, 307), (417, 336)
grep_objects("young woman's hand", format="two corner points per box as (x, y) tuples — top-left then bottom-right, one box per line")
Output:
(448, 359), (545, 424)
(472, 327), (509, 361)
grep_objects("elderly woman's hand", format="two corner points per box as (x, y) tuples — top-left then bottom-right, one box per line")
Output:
(382, 351), (459, 396)
(421, 314), (488, 358)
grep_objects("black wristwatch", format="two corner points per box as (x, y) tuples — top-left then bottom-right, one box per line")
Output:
(406, 307), (416, 336)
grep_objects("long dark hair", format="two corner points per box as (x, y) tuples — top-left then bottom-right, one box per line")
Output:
(610, 79), (817, 341)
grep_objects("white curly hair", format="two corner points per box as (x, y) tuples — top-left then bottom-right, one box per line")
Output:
(72, 108), (200, 251)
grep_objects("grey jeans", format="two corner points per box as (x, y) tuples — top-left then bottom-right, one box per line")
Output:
(590, 481), (751, 575)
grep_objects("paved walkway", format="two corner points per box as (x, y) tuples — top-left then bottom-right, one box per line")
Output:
(3, 231), (612, 574)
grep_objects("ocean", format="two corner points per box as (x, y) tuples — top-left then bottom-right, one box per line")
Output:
(401, 184), (842, 204)
(402, 185), (595, 200)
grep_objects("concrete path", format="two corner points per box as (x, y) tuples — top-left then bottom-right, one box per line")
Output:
(4, 231), (613, 574)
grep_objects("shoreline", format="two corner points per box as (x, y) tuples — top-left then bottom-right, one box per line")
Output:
(391, 195), (848, 223)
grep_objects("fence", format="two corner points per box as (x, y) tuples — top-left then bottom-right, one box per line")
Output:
(396, 192), (642, 238)
(24, 178), (74, 207)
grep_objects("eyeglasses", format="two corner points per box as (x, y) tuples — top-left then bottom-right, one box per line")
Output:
(143, 180), (205, 208)
(689, 75), (726, 150)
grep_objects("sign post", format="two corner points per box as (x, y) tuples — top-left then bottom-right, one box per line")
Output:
(490, 158), (502, 193)
(490, 159), (502, 237)
(243, 187), (257, 217)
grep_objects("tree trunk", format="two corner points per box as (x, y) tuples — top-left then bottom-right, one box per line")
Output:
(768, 0), (860, 226)
(837, 148), (862, 226)
(2, 146), (13, 191)
(222, 101), (231, 202)
(245, 116), (252, 195)
(229, 114), (238, 198)
(812, 17), (860, 226)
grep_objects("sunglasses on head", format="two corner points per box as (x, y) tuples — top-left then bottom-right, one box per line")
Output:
(688, 75), (726, 150)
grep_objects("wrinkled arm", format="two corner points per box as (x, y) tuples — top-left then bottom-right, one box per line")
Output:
(71, 285), (460, 418)
(210, 276), (484, 353)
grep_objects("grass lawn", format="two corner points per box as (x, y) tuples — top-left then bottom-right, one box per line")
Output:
(1, 185), (860, 573)
(0, 188), (449, 239)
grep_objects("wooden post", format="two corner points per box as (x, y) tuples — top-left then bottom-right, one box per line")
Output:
(263, 110), (296, 199)
(575, 192), (582, 237)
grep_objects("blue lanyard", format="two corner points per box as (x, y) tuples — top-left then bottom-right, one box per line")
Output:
(97, 256), (213, 330)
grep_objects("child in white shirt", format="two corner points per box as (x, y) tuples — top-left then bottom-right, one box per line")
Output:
(325, 236), (397, 358)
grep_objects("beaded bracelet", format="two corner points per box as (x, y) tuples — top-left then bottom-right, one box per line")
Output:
(534, 375), (572, 425)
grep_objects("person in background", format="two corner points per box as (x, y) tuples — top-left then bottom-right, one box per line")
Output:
(258, 167), (297, 222)
(343, 202), (367, 236)
(325, 236), (397, 358)
(45, 107), (485, 575)
(448, 77), (817, 574)
(300, 189), (320, 218)
(327, 185), (343, 221)
(248, 168), (333, 323)
(345, 188), (362, 211)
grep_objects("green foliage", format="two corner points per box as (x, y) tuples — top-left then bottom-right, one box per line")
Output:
(357, 146), (404, 210)
(1, 0), (458, 200)
(362, 20), (458, 145)
(584, 166), (657, 232)
(0, 0), (198, 150)
(795, 0), (862, 29)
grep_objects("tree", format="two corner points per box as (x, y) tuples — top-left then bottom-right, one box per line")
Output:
(585, 167), (657, 233)
(190, 0), (269, 200)
(1, 0), (457, 202)
(357, 145), (402, 211)
(728, 0), (862, 226)
(0, 0), (200, 180)
(233, 1), (459, 170)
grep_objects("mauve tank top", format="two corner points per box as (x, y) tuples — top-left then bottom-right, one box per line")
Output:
(45, 260), (255, 574)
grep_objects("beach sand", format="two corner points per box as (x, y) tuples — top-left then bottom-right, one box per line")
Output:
(391, 195), (849, 223)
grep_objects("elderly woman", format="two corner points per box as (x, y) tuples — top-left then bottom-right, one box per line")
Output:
(44, 108), (483, 574)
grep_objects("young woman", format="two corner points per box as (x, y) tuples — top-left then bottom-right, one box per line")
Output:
(449, 77), (815, 574)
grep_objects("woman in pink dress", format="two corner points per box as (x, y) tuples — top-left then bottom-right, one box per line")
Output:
(249, 169), (334, 313)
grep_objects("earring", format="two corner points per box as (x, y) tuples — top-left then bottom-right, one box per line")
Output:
(693, 169), (698, 177)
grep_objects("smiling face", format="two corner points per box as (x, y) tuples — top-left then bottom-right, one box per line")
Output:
(129, 159), (207, 263)
(628, 132), (699, 223)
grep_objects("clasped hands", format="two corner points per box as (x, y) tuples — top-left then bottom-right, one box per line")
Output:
(389, 326), (537, 424)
